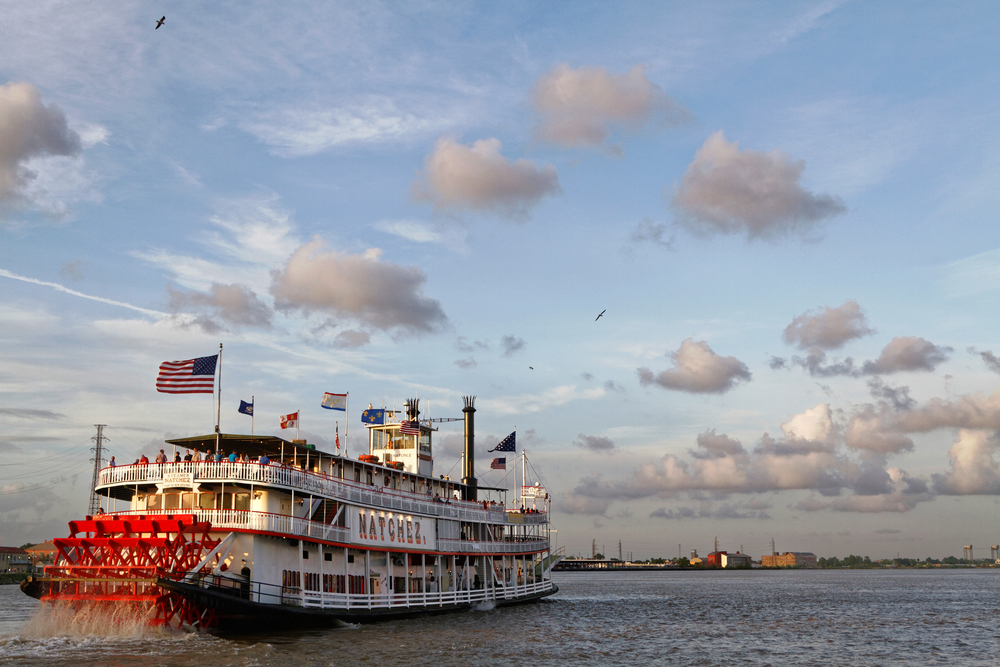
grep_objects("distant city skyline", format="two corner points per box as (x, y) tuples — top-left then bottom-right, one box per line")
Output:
(2, 2), (1000, 560)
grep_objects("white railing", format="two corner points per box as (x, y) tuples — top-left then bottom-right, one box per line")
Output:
(98, 462), (548, 526)
(107, 508), (548, 554)
(109, 508), (350, 544)
(435, 538), (550, 554)
(268, 579), (553, 610)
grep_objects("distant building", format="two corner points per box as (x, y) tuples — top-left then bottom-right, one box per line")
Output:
(762, 552), (817, 568)
(0, 547), (31, 573)
(721, 552), (751, 568)
(705, 550), (727, 567)
(25, 541), (57, 567)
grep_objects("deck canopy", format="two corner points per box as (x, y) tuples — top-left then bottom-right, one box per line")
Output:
(164, 433), (329, 461)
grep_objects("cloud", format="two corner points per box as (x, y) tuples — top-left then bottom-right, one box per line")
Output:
(934, 430), (1000, 495)
(501, 335), (526, 358)
(454, 357), (477, 369)
(860, 336), (951, 374)
(59, 260), (84, 281)
(692, 429), (747, 458)
(637, 338), (751, 394)
(844, 406), (914, 455)
(629, 218), (674, 249)
(531, 64), (689, 153)
(783, 300), (874, 350)
(0, 408), (66, 421)
(558, 491), (612, 516)
(781, 403), (834, 443)
(373, 219), (466, 250)
(240, 98), (455, 157)
(270, 239), (447, 335)
(574, 433), (616, 452)
(332, 329), (370, 348)
(168, 282), (273, 331)
(968, 347), (1000, 374)
(671, 131), (846, 240)
(650, 504), (770, 520)
(479, 384), (605, 416)
(867, 377), (915, 411)
(0, 82), (82, 215)
(412, 136), (560, 218)
(455, 337), (488, 353)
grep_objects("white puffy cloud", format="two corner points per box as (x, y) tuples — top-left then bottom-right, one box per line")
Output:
(783, 300), (874, 350)
(781, 403), (833, 443)
(270, 239), (447, 335)
(637, 338), (751, 394)
(844, 406), (914, 454)
(0, 82), (81, 213)
(412, 136), (560, 218)
(672, 131), (845, 240)
(934, 429), (1000, 495)
(861, 336), (952, 374)
(692, 429), (746, 458)
(532, 64), (689, 152)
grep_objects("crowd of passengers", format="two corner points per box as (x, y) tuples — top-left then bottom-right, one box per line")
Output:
(108, 449), (275, 467)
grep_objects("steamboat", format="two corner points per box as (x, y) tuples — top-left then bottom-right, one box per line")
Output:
(22, 396), (562, 630)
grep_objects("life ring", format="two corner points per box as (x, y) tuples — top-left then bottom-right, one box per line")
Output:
(384, 475), (391, 487)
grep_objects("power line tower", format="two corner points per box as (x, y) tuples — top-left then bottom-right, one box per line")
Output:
(88, 424), (107, 516)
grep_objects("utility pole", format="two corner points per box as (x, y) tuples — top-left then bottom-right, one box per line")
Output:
(592, 539), (596, 559)
(618, 540), (622, 562)
(88, 424), (106, 516)
(771, 538), (776, 556)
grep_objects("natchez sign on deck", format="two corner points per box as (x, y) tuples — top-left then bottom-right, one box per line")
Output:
(353, 510), (436, 550)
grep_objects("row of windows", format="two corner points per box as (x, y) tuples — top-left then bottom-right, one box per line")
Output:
(143, 492), (250, 511)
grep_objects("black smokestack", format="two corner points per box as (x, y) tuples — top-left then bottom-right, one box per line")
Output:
(462, 395), (477, 501)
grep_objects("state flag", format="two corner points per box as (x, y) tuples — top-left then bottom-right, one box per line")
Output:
(321, 392), (347, 411)
(238, 400), (253, 416)
(280, 412), (299, 429)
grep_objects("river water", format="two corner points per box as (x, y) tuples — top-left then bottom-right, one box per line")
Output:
(1, 569), (998, 666)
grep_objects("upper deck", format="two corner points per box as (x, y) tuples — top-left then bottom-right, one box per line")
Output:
(97, 459), (547, 527)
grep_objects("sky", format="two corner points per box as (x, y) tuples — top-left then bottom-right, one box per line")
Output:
(2, 1), (1000, 560)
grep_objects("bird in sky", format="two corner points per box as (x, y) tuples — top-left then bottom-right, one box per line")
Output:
(529, 366), (534, 370)
(155, 16), (165, 29)
(595, 309), (606, 321)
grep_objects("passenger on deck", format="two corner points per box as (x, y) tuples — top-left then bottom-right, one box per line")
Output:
(139, 454), (149, 465)
(259, 454), (270, 465)
(229, 451), (237, 463)
(183, 450), (193, 462)
(193, 450), (203, 462)
(174, 451), (182, 462)
(108, 456), (116, 468)
(155, 450), (167, 464)
(433, 494), (442, 503)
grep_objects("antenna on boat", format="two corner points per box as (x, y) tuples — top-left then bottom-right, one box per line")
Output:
(88, 424), (106, 516)
(215, 342), (223, 455)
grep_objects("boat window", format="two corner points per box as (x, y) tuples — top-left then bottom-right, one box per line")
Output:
(233, 493), (250, 511)
(198, 492), (215, 509)
(419, 433), (431, 453)
(366, 471), (373, 485)
(180, 493), (194, 509)
(372, 429), (387, 450)
(354, 468), (361, 483)
(410, 479), (416, 493)
(218, 493), (233, 510)
(147, 494), (162, 510)
(164, 493), (180, 510)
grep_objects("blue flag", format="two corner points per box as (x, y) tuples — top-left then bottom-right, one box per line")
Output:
(489, 431), (515, 452)
(361, 408), (386, 425)
(238, 400), (253, 416)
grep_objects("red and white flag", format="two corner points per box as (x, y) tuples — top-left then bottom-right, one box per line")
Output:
(335, 423), (340, 450)
(399, 420), (420, 435)
(280, 412), (298, 429)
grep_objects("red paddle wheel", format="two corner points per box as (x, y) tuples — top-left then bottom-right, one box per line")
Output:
(39, 514), (222, 630)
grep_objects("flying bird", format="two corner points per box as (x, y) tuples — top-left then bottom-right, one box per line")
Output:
(155, 16), (165, 29)
(529, 366), (534, 370)
(595, 309), (606, 321)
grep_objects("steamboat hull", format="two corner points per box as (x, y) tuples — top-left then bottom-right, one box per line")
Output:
(157, 577), (558, 628)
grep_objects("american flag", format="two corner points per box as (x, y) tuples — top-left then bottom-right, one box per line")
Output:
(399, 420), (420, 435)
(491, 457), (506, 470)
(156, 355), (218, 394)
(489, 431), (515, 452)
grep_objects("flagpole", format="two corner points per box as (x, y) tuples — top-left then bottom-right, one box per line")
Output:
(297, 408), (300, 441)
(215, 343), (223, 456)
(345, 393), (349, 458)
(251, 395), (254, 436)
